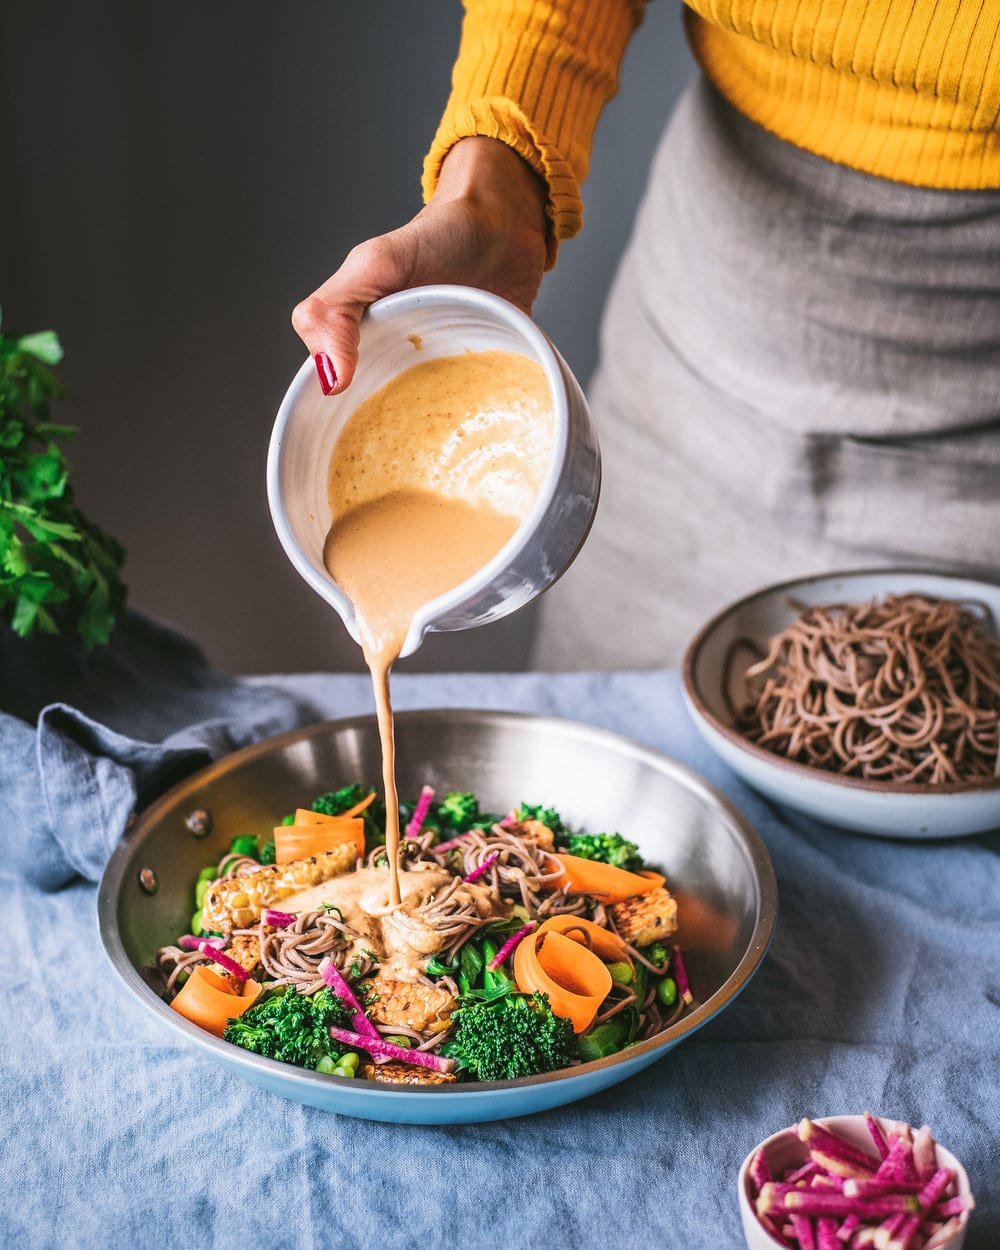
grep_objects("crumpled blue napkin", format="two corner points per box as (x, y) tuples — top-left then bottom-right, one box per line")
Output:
(1, 611), (312, 889)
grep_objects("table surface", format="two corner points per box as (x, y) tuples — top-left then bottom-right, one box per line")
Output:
(3, 662), (998, 1250)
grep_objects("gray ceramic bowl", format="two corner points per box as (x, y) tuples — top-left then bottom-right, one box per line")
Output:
(98, 709), (776, 1124)
(682, 568), (1000, 839)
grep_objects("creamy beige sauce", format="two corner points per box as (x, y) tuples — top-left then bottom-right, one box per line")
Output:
(280, 863), (507, 980)
(327, 350), (552, 520)
(323, 350), (553, 908)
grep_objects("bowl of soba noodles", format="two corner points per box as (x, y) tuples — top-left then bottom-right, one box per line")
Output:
(98, 709), (776, 1124)
(682, 568), (1000, 839)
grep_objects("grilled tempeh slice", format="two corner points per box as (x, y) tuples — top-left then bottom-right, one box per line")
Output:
(360, 1061), (457, 1086)
(361, 976), (455, 1034)
(608, 885), (679, 949)
(218, 934), (262, 989)
(201, 844), (359, 932)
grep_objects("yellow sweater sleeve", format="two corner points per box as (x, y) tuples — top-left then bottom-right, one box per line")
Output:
(426, 0), (1000, 214)
(422, 0), (643, 265)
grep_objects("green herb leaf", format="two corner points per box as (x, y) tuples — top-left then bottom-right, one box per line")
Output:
(0, 323), (126, 647)
(16, 331), (63, 365)
(0, 421), (23, 448)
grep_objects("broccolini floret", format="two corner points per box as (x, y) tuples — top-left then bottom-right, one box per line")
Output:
(643, 941), (670, 969)
(516, 802), (643, 871)
(222, 986), (352, 1069)
(451, 991), (577, 1080)
(515, 802), (570, 839)
(435, 791), (480, 830)
(311, 783), (370, 816)
(561, 830), (644, 873)
(427, 791), (501, 834)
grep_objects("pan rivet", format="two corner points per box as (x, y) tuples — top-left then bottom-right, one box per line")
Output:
(186, 809), (212, 838)
(138, 867), (158, 894)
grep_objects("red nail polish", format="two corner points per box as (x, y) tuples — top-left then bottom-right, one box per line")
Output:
(314, 352), (337, 395)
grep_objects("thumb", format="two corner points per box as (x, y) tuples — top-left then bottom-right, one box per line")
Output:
(291, 287), (366, 396)
(291, 234), (415, 395)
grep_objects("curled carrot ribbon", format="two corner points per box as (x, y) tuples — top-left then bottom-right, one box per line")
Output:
(513, 927), (612, 1033)
(169, 965), (262, 1037)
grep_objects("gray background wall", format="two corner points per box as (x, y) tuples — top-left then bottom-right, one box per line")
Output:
(1, 1), (693, 675)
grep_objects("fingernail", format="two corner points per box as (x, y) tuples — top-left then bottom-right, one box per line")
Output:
(314, 352), (337, 395)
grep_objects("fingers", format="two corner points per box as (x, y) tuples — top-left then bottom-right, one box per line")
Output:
(291, 233), (413, 395)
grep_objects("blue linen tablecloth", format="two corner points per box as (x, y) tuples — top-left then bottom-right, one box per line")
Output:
(2, 615), (998, 1250)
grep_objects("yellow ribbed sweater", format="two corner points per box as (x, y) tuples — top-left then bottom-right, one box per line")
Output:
(423, 0), (1000, 256)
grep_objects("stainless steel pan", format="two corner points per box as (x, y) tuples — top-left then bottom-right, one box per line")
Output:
(99, 709), (777, 1124)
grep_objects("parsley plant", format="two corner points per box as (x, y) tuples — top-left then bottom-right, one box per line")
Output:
(0, 312), (126, 647)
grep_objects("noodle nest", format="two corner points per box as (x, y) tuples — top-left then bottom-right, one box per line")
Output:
(731, 593), (1000, 786)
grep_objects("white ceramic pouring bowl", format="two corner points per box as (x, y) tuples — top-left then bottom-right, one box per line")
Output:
(267, 285), (600, 657)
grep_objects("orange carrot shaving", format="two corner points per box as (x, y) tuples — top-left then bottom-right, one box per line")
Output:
(292, 791), (375, 823)
(169, 965), (262, 1037)
(273, 817), (365, 863)
(542, 852), (665, 903)
(340, 791), (377, 818)
(537, 915), (628, 962)
(513, 928), (612, 1033)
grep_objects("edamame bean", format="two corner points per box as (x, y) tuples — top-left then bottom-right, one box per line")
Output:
(657, 976), (678, 1008)
(607, 961), (633, 984)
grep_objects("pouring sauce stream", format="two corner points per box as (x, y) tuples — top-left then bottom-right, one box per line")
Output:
(323, 350), (553, 905)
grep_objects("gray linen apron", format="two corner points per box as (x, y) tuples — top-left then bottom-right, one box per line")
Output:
(533, 76), (1000, 670)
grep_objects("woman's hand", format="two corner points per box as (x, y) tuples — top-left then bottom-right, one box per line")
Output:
(292, 137), (550, 395)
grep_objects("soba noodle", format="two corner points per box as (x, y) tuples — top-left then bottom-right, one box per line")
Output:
(254, 910), (374, 995)
(732, 593), (1000, 784)
(445, 827), (589, 920)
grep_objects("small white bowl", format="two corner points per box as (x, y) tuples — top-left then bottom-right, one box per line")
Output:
(682, 569), (1000, 839)
(738, 1115), (973, 1250)
(267, 284), (600, 658)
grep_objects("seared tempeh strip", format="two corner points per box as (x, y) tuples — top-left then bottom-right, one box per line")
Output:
(362, 976), (455, 1034)
(202, 844), (359, 932)
(226, 933), (262, 977)
(360, 1060), (457, 1086)
(216, 933), (263, 990)
(609, 885), (679, 948)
